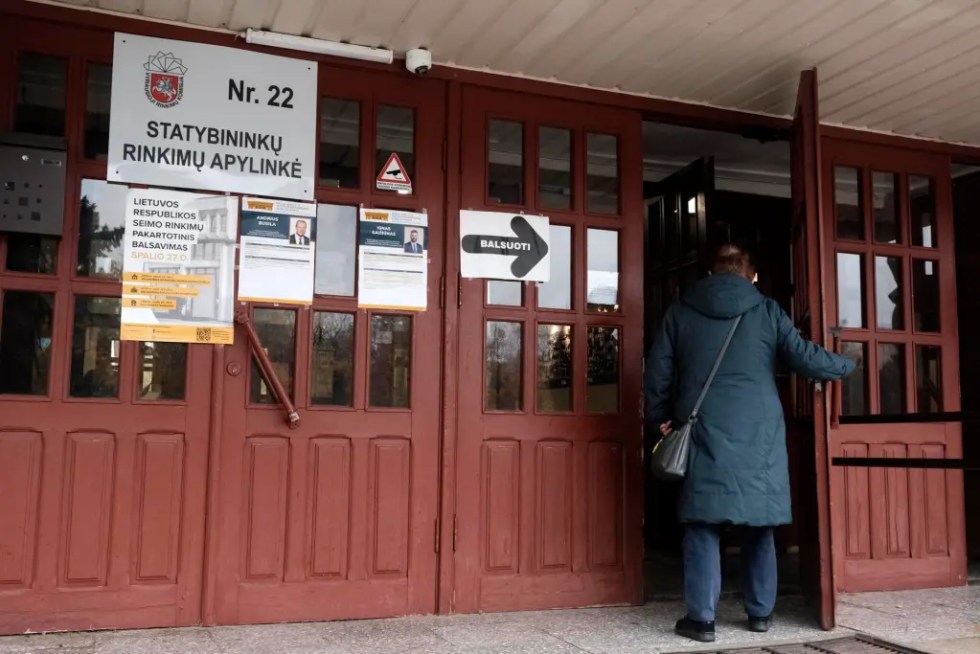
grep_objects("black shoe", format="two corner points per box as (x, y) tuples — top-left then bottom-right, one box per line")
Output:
(747, 615), (772, 633)
(675, 616), (716, 643)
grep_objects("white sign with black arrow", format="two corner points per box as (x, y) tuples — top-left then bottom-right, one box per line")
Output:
(460, 210), (550, 282)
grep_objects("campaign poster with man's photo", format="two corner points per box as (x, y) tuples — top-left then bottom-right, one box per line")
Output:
(358, 208), (428, 311)
(238, 197), (317, 305)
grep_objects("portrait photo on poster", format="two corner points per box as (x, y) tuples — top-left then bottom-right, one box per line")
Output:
(289, 217), (311, 246)
(403, 226), (424, 254)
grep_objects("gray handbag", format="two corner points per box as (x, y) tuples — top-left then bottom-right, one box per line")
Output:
(650, 315), (742, 481)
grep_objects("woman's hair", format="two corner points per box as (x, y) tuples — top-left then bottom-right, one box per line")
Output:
(711, 243), (756, 279)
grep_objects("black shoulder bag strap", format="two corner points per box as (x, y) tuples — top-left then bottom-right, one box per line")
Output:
(688, 315), (742, 424)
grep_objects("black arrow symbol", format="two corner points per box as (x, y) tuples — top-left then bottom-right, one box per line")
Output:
(385, 167), (403, 178)
(461, 215), (549, 278)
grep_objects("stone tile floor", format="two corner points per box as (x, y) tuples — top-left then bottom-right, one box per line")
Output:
(0, 587), (976, 654)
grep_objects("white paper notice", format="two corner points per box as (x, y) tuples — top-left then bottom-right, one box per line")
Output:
(121, 187), (238, 344)
(238, 197), (316, 305)
(357, 208), (428, 311)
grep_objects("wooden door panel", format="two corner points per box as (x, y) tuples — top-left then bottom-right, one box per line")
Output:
(820, 137), (966, 592)
(0, 431), (43, 588)
(308, 437), (352, 579)
(454, 86), (643, 613)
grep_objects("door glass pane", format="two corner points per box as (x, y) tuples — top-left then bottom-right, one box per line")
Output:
(912, 259), (940, 332)
(587, 326), (619, 414)
(840, 341), (867, 416)
(486, 321), (522, 411)
(369, 315), (411, 408)
(681, 194), (698, 254)
(872, 171), (900, 244)
(314, 203), (357, 296)
(249, 309), (296, 404)
(138, 342), (187, 400)
(311, 312), (354, 406)
(488, 120), (523, 205)
(537, 324), (572, 412)
(487, 281), (522, 306)
(77, 179), (128, 279)
(836, 253), (865, 328)
(15, 53), (67, 137)
(85, 63), (111, 160)
(539, 127), (571, 210)
(375, 105), (415, 194)
(319, 98), (360, 189)
(915, 345), (943, 413)
(537, 225), (572, 310)
(877, 343), (905, 415)
(834, 166), (864, 241)
(587, 229), (619, 312)
(6, 234), (58, 274)
(909, 175), (936, 248)
(586, 133), (619, 214)
(874, 256), (903, 330)
(70, 297), (120, 398)
(0, 291), (54, 395)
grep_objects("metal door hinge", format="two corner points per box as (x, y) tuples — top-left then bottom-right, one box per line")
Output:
(457, 281), (462, 307)
(439, 276), (446, 309)
(434, 518), (440, 554)
(452, 515), (458, 551)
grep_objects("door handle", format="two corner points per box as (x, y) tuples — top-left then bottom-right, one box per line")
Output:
(829, 326), (842, 429)
(235, 310), (301, 429)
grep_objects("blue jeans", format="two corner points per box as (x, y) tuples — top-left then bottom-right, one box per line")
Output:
(682, 524), (777, 622)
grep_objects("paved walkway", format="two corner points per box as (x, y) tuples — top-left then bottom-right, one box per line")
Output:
(0, 587), (976, 654)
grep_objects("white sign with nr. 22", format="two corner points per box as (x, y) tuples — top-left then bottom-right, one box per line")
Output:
(108, 33), (317, 200)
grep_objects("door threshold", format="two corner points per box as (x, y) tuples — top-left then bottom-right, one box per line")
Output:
(660, 634), (934, 654)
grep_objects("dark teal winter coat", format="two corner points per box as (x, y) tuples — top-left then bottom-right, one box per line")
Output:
(645, 274), (854, 526)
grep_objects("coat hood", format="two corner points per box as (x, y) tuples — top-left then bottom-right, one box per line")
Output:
(681, 273), (765, 319)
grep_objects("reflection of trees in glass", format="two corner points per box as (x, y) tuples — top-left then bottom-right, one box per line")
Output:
(486, 322), (522, 410)
(537, 326), (571, 390)
(369, 316), (410, 407)
(77, 194), (125, 277)
(312, 313), (354, 406)
(587, 327), (619, 386)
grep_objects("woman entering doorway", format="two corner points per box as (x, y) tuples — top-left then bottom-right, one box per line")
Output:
(645, 244), (856, 643)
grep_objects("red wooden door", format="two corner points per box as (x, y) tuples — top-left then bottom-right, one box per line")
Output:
(452, 87), (644, 612)
(208, 68), (446, 624)
(821, 138), (967, 592)
(787, 70), (838, 629)
(0, 22), (210, 634)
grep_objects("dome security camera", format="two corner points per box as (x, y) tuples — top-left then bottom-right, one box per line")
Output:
(405, 49), (432, 76)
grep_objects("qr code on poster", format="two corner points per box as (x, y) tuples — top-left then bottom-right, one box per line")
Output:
(196, 328), (212, 342)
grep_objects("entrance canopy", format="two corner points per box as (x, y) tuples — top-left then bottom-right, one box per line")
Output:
(37, 0), (980, 146)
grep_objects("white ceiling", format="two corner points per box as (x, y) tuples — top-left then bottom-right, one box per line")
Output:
(36, 0), (980, 147)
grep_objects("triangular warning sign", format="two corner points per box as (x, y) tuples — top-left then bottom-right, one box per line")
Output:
(376, 152), (413, 193)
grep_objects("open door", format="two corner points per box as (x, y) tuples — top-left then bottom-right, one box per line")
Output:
(643, 157), (716, 554)
(788, 68), (836, 630)
(644, 157), (716, 349)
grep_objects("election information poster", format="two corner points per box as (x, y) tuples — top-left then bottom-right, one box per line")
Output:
(121, 188), (238, 344)
(108, 33), (317, 200)
(358, 208), (428, 311)
(238, 197), (316, 305)
(459, 210), (551, 282)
